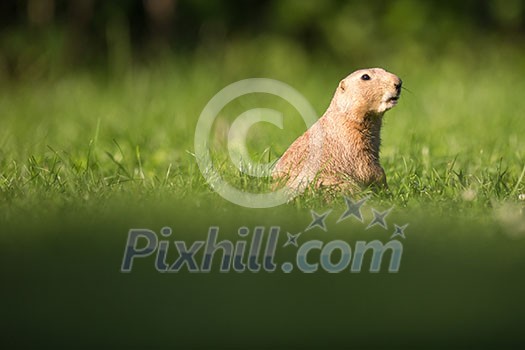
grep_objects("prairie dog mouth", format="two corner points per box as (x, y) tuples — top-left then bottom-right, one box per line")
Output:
(385, 92), (401, 105)
(387, 96), (399, 104)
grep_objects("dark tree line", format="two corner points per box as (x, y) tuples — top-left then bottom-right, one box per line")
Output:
(0, 0), (524, 77)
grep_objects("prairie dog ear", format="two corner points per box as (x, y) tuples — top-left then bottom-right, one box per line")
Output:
(339, 80), (346, 92)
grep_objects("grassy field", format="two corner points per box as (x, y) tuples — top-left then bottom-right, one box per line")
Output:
(2, 41), (525, 215)
(2, 41), (525, 347)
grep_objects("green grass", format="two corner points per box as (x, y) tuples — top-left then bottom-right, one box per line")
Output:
(1, 43), (524, 222)
(2, 42), (525, 347)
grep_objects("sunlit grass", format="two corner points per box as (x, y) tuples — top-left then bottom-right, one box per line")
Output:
(0, 45), (524, 225)
(2, 43), (525, 348)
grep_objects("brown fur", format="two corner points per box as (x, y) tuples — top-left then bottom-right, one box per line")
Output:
(273, 68), (402, 193)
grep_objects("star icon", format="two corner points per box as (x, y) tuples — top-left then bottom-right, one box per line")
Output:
(305, 209), (332, 232)
(391, 224), (408, 239)
(366, 207), (393, 230)
(283, 232), (301, 247)
(337, 196), (369, 223)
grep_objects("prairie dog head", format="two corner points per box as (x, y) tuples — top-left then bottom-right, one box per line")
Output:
(332, 68), (402, 117)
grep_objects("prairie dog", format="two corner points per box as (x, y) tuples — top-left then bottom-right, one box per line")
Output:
(273, 68), (402, 192)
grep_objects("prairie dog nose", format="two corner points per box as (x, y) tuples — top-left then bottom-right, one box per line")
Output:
(394, 79), (402, 93)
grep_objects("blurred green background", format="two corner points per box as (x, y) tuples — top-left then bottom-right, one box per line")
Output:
(1, 0), (525, 79)
(1, 1), (525, 348)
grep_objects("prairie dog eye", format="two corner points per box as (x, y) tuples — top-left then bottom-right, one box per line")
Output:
(361, 74), (370, 81)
